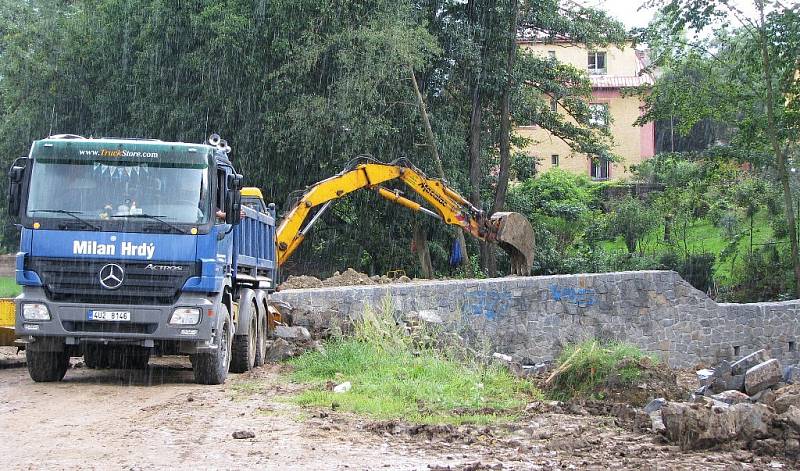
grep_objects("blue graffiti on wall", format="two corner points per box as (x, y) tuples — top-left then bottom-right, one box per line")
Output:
(464, 290), (512, 321)
(549, 284), (597, 308)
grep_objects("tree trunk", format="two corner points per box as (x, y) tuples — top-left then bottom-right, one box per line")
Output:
(466, 0), (494, 274)
(409, 66), (468, 269)
(468, 85), (483, 209)
(758, 1), (800, 297)
(492, 0), (519, 216)
(413, 223), (433, 279)
(468, 59), (488, 273)
(409, 66), (445, 178)
(487, 0), (520, 277)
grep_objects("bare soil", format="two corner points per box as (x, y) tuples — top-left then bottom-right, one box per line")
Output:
(279, 268), (411, 290)
(0, 348), (792, 470)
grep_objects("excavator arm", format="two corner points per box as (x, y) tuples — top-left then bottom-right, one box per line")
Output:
(274, 158), (535, 274)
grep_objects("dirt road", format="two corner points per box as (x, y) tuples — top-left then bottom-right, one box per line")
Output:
(0, 349), (791, 470)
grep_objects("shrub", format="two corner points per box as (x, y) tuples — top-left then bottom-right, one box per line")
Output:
(606, 196), (659, 253)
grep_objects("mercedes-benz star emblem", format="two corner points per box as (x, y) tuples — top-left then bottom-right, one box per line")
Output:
(99, 264), (124, 290)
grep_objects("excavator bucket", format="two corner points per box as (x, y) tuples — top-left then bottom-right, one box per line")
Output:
(489, 212), (535, 275)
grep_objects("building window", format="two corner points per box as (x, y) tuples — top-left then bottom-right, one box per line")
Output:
(551, 155), (559, 167)
(588, 103), (609, 128)
(548, 50), (556, 59)
(550, 96), (558, 112)
(590, 158), (609, 180)
(588, 51), (606, 75)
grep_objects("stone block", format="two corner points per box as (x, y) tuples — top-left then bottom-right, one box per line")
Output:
(644, 398), (666, 413)
(697, 368), (715, 386)
(731, 349), (769, 376)
(778, 405), (800, 432)
(661, 402), (763, 449)
(749, 389), (776, 407)
(265, 338), (293, 361)
(774, 384), (800, 414)
(745, 359), (783, 395)
(726, 374), (745, 392)
(711, 390), (751, 405)
(784, 365), (800, 385)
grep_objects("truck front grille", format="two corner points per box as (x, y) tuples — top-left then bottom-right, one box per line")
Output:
(27, 257), (198, 305)
(62, 321), (158, 335)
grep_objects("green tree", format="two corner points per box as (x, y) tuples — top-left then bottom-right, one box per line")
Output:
(639, 0), (800, 295)
(608, 196), (659, 254)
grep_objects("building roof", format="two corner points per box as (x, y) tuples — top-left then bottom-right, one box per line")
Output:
(590, 74), (653, 88)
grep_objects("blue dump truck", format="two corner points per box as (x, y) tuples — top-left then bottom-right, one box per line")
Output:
(7, 134), (277, 384)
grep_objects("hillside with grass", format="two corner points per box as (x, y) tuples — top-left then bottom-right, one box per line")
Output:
(506, 154), (792, 302)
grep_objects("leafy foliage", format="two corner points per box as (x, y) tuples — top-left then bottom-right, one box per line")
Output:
(607, 196), (659, 254)
(0, 0), (627, 276)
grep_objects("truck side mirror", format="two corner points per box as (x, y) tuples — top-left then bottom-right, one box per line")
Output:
(224, 174), (243, 225)
(225, 188), (242, 225)
(7, 157), (28, 218)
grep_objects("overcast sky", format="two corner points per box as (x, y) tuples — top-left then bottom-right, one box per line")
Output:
(586, 0), (761, 29)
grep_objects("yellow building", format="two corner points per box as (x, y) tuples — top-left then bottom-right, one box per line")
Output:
(516, 41), (655, 180)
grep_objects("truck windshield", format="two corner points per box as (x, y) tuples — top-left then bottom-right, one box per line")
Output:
(26, 159), (210, 224)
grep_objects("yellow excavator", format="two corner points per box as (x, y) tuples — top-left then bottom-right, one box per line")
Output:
(250, 156), (535, 275)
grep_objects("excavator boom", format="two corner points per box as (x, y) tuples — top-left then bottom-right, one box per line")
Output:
(274, 158), (535, 274)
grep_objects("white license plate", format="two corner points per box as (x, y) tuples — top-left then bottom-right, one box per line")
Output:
(87, 310), (131, 322)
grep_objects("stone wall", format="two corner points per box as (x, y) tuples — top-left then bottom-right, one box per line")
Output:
(0, 254), (15, 278)
(270, 270), (800, 367)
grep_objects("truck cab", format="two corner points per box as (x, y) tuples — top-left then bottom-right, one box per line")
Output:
(8, 135), (277, 384)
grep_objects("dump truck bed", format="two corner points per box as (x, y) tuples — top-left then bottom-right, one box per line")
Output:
(232, 204), (278, 288)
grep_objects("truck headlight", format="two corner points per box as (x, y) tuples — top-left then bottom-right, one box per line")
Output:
(170, 307), (200, 325)
(22, 303), (50, 320)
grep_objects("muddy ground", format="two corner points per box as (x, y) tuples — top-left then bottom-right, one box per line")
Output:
(0, 348), (792, 470)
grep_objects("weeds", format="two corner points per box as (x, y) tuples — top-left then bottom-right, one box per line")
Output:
(288, 301), (541, 424)
(546, 339), (658, 400)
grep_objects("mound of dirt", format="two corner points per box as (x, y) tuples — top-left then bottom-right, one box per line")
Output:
(323, 268), (376, 287)
(279, 275), (324, 290)
(600, 357), (685, 406)
(279, 268), (413, 290)
(539, 354), (684, 407)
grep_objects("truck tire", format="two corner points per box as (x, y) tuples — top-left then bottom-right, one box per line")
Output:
(191, 307), (232, 385)
(230, 314), (257, 373)
(254, 311), (268, 367)
(27, 350), (70, 382)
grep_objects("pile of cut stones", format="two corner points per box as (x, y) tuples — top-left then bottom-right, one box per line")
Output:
(694, 349), (799, 404)
(645, 349), (800, 458)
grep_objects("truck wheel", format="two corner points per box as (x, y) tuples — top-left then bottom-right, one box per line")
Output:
(192, 307), (232, 385)
(84, 345), (109, 369)
(230, 315), (257, 373)
(255, 313), (267, 367)
(26, 350), (70, 382)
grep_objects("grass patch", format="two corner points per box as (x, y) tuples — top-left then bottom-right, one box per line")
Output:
(0, 277), (20, 298)
(287, 302), (541, 425)
(546, 339), (658, 401)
